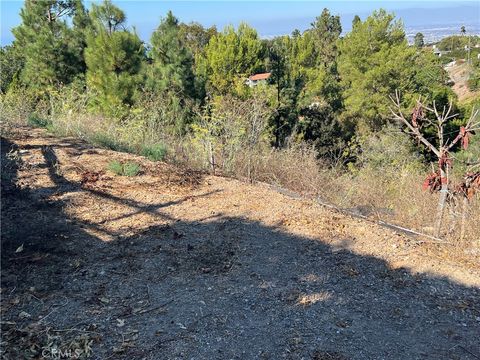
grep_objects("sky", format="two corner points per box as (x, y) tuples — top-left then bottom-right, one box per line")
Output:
(1, 1), (479, 45)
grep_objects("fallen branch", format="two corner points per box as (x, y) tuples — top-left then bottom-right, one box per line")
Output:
(267, 183), (452, 244)
(315, 198), (452, 244)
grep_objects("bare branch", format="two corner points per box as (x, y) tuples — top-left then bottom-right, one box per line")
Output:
(446, 107), (480, 152)
(388, 95), (441, 157)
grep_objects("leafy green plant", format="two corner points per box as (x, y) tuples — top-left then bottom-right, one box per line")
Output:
(123, 161), (141, 176)
(107, 160), (124, 175)
(141, 143), (167, 161)
(107, 160), (141, 176)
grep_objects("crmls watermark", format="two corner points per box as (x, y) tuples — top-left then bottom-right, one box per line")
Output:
(41, 348), (83, 359)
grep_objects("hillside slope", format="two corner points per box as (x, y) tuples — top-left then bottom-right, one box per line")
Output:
(1, 127), (479, 359)
(446, 60), (480, 102)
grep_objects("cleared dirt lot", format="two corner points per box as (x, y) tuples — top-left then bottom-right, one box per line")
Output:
(1, 127), (479, 359)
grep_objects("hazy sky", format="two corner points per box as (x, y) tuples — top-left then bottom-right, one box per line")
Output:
(1, 1), (479, 45)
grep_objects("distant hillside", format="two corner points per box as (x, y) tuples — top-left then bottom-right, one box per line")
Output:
(446, 61), (480, 102)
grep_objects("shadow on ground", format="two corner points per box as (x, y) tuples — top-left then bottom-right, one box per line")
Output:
(1, 137), (479, 360)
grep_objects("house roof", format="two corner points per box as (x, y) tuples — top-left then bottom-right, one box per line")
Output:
(249, 72), (271, 81)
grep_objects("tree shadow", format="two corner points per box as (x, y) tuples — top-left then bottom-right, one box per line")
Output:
(1, 136), (479, 360)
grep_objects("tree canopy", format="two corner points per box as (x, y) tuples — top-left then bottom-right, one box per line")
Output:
(85, 0), (144, 117)
(2, 1), (468, 162)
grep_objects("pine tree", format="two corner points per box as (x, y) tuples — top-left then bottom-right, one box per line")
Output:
(352, 15), (361, 28)
(204, 23), (263, 94)
(338, 10), (413, 131)
(414, 32), (425, 48)
(179, 22), (217, 57)
(144, 11), (196, 133)
(70, 0), (92, 76)
(298, 101), (343, 158)
(12, 0), (84, 96)
(148, 11), (195, 97)
(310, 8), (342, 66)
(267, 39), (297, 147)
(0, 45), (24, 93)
(306, 8), (343, 112)
(85, 0), (144, 118)
(338, 10), (452, 132)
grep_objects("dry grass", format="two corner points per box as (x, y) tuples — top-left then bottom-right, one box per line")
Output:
(2, 92), (478, 247)
(230, 143), (479, 247)
(252, 144), (330, 195)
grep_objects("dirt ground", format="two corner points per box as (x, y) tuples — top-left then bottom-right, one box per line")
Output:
(1, 127), (479, 360)
(445, 61), (480, 102)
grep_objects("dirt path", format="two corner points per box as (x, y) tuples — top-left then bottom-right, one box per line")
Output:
(2, 127), (479, 360)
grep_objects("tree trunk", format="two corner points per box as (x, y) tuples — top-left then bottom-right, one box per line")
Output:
(460, 196), (469, 244)
(434, 167), (449, 237)
(447, 198), (457, 236)
(275, 112), (280, 148)
(208, 141), (215, 175)
(247, 156), (252, 183)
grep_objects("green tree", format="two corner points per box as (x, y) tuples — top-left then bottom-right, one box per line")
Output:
(148, 12), (195, 97)
(288, 29), (316, 85)
(0, 45), (24, 93)
(178, 22), (217, 101)
(70, 0), (92, 76)
(352, 15), (361, 28)
(267, 39), (298, 147)
(310, 9), (342, 66)
(85, 0), (144, 118)
(468, 61), (480, 91)
(12, 0), (85, 96)
(264, 11), (345, 150)
(145, 11), (196, 133)
(297, 101), (344, 158)
(338, 10), (427, 131)
(90, 0), (125, 35)
(179, 22), (217, 57)
(309, 9), (342, 111)
(414, 32), (424, 48)
(287, 9), (343, 116)
(204, 23), (264, 94)
(437, 35), (480, 52)
(291, 8), (344, 152)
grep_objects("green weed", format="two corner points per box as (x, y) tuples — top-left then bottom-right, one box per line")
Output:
(123, 161), (140, 176)
(27, 113), (51, 128)
(107, 160), (141, 176)
(141, 143), (167, 161)
(107, 160), (124, 175)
